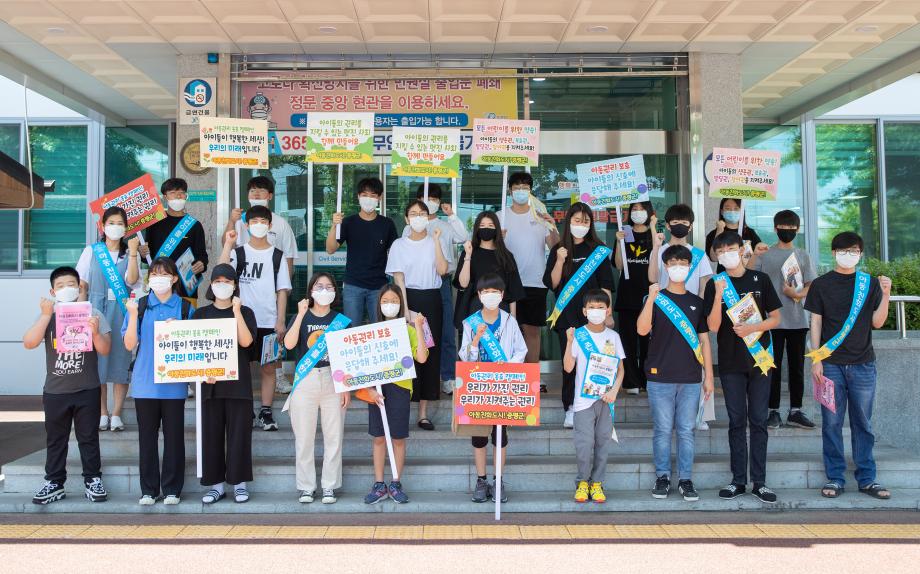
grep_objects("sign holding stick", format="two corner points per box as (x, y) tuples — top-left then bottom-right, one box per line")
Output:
(495, 424), (503, 520)
(196, 380), (203, 477)
(336, 162), (344, 240)
(615, 205), (630, 281)
(375, 383), (399, 481)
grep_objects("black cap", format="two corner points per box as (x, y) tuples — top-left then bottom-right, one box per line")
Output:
(206, 263), (239, 301)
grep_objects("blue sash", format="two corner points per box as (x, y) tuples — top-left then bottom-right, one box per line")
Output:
(547, 245), (612, 328)
(574, 327), (617, 421)
(807, 271), (871, 363)
(292, 313), (351, 391)
(464, 311), (507, 362)
(92, 243), (129, 314)
(714, 272), (775, 375)
(155, 214), (197, 259)
(653, 292), (704, 365)
(688, 246), (705, 278)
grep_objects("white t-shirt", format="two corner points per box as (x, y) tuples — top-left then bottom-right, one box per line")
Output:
(499, 208), (550, 288)
(234, 210), (298, 259)
(401, 215), (468, 273)
(570, 327), (626, 413)
(229, 244), (293, 328)
(76, 246), (144, 292)
(657, 243), (713, 295)
(385, 235), (443, 290)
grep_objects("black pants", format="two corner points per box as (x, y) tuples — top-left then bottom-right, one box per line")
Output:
(770, 328), (808, 410)
(201, 398), (253, 486)
(407, 288), (442, 402)
(721, 369), (770, 485)
(135, 398), (186, 497)
(617, 309), (648, 389)
(43, 387), (101, 484)
(556, 329), (576, 411)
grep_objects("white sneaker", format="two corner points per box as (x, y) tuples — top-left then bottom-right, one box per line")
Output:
(138, 495), (155, 506)
(563, 408), (575, 429)
(321, 488), (337, 504)
(441, 379), (454, 395)
(275, 371), (293, 394)
(99, 415), (110, 431)
(298, 490), (314, 503)
(626, 388), (640, 395)
(163, 494), (181, 505)
(109, 415), (124, 431)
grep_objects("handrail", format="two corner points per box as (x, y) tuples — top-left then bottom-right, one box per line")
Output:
(890, 295), (920, 339)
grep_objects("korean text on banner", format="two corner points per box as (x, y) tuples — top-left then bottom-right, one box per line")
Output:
(471, 118), (540, 167)
(199, 117), (269, 170)
(89, 174), (165, 235)
(326, 318), (417, 393)
(454, 362), (541, 427)
(153, 318), (238, 383)
(575, 155), (649, 209)
(390, 127), (461, 178)
(305, 112), (375, 164)
(708, 147), (781, 200)
(55, 302), (93, 353)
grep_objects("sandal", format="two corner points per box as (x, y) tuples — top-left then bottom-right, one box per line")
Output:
(417, 418), (435, 431)
(234, 487), (250, 503)
(859, 483), (891, 500)
(202, 489), (225, 504)
(821, 482), (844, 498)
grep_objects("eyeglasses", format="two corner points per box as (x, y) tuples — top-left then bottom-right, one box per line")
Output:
(836, 249), (862, 257)
(312, 285), (335, 292)
(407, 211), (427, 218)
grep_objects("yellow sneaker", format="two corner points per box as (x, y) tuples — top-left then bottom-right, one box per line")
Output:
(590, 482), (607, 503)
(574, 481), (590, 503)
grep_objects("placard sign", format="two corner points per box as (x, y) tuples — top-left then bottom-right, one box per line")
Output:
(54, 302), (93, 353)
(708, 147), (781, 200)
(575, 155), (649, 208)
(305, 112), (375, 163)
(89, 174), (165, 235)
(326, 318), (417, 392)
(471, 118), (540, 167)
(390, 127), (461, 178)
(198, 117), (269, 169)
(153, 318), (238, 383)
(454, 362), (541, 427)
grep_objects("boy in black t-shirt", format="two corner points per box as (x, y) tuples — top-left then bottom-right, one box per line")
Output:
(804, 232), (891, 501)
(22, 267), (112, 505)
(704, 232), (782, 504)
(638, 245), (714, 502)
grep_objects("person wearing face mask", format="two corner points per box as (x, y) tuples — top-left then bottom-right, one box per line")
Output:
(458, 274), (528, 503)
(562, 289), (625, 504)
(191, 265), (257, 504)
(122, 258), (194, 506)
(326, 178), (399, 328)
(402, 183), (468, 397)
(139, 178), (208, 300)
(386, 200), (448, 431)
(752, 210), (818, 430)
(804, 232), (892, 501)
(453, 211), (526, 340)
(637, 245), (714, 502)
(543, 203), (616, 429)
(613, 201), (655, 395)
(74, 206), (142, 433)
(23, 266), (112, 505)
(705, 198), (768, 270)
(361, 285), (429, 505)
(648, 203), (713, 297)
(704, 232), (783, 505)
(220, 205), (292, 433)
(283, 273), (352, 505)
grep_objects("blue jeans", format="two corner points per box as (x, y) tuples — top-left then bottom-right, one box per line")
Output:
(647, 381), (701, 480)
(439, 278), (457, 381)
(342, 283), (382, 327)
(821, 361), (878, 488)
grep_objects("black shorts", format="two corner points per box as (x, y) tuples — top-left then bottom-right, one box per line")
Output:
(251, 328), (278, 364)
(472, 425), (509, 449)
(516, 287), (547, 327)
(368, 384), (411, 440)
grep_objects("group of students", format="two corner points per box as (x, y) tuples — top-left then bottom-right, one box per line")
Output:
(26, 171), (893, 508)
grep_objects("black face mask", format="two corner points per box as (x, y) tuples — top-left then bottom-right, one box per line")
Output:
(776, 229), (797, 243)
(477, 227), (497, 242)
(669, 223), (690, 239)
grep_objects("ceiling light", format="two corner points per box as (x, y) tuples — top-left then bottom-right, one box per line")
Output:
(586, 25), (608, 33)
(855, 25), (879, 33)
(528, 99), (535, 104)
(318, 26), (338, 34)
(46, 27), (66, 34)
(532, 77), (546, 82)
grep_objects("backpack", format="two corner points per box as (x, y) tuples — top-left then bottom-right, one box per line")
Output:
(234, 245), (284, 290)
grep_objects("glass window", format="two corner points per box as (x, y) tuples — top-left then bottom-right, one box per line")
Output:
(883, 122), (920, 260)
(0, 124), (22, 271)
(104, 125), (170, 191)
(0, 123), (20, 158)
(24, 125), (88, 270)
(815, 123), (879, 269)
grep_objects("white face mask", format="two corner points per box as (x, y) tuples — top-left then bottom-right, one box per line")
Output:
(249, 198), (269, 208)
(425, 200), (440, 214)
(570, 224), (590, 239)
(667, 264), (690, 283)
(408, 216), (429, 233)
(835, 251), (861, 269)
(104, 224), (126, 241)
(311, 290), (335, 306)
(248, 223), (269, 238)
(359, 196), (379, 213)
(586, 308), (607, 325)
(718, 250), (741, 270)
(479, 292), (502, 310)
(54, 286), (80, 303)
(167, 198), (186, 212)
(630, 210), (648, 225)
(380, 303), (401, 319)
(211, 282), (235, 300)
(149, 276), (173, 295)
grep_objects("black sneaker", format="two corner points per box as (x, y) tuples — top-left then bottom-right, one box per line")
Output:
(719, 483), (746, 499)
(540, 384), (548, 394)
(490, 480), (508, 503)
(767, 410), (782, 429)
(677, 480), (699, 502)
(32, 481), (65, 505)
(258, 407), (278, 431)
(472, 477), (489, 503)
(752, 484), (778, 504)
(84, 477), (107, 502)
(786, 410), (816, 429)
(652, 475), (670, 499)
